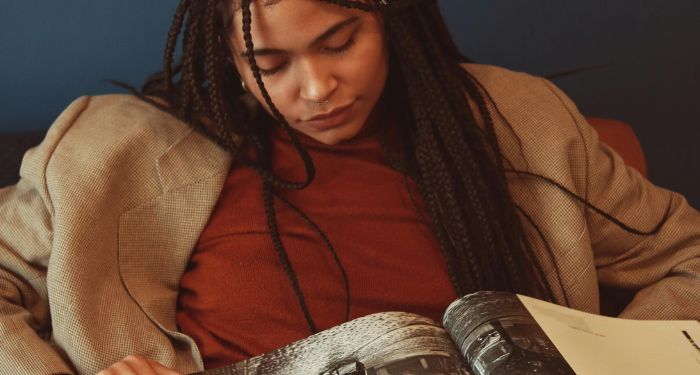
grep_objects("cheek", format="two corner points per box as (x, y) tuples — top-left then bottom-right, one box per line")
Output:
(345, 34), (389, 96)
(258, 79), (296, 118)
(237, 69), (292, 117)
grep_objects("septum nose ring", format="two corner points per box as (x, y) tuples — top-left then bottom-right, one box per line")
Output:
(315, 99), (330, 106)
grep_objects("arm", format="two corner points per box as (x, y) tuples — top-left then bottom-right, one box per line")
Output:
(542, 80), (700, 319)
(0, 97), (91, 374)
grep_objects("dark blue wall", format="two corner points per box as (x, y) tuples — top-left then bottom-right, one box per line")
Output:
(1, 0), (698, 207)
(442, 0), (700, 209)
(0, 0), (177, 129)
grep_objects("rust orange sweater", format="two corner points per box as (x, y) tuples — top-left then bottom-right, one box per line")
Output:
(176, 126), (456, 369)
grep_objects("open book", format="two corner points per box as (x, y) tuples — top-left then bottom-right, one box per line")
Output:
(193, 292), (700, 375)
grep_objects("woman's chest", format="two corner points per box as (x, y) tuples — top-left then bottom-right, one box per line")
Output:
(177, 155), (457, 366)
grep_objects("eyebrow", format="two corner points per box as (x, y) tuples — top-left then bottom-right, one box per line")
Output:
(239, 16), (360, 58)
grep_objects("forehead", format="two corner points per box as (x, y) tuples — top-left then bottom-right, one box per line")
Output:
(226, 0), (367, 49)
(229, 0), (281, 9)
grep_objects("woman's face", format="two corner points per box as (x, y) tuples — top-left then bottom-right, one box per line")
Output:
(227, 0), (389, 145)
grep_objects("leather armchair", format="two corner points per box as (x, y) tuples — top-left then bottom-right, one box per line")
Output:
(587, 117), (647, 177)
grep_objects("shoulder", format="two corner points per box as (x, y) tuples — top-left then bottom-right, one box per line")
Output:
(55, 94), (191, 145)
(32, 94), (196, 188)
(459, 62), (578, 120)
(42, 94), (193, 161)
(458, 63), (594, 164)
(460, 63), (543, 89)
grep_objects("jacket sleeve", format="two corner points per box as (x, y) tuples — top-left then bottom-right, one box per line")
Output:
(542, 80), (700, 319)
(0, 97), (90, 374)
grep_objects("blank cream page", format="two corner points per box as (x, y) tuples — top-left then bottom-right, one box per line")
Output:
(517, 295), (700, 375)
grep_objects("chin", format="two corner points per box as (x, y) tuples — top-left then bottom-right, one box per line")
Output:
(309, 122), (365, 145)
(308, 131), (352, 146)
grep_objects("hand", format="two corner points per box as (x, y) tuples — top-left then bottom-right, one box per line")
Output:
(96, 354), (184, 375)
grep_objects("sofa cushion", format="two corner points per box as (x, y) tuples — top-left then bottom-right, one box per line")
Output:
(0, 130), (46, 188)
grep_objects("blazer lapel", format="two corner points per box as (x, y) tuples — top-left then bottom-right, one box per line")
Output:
(118, 128), (233, 336)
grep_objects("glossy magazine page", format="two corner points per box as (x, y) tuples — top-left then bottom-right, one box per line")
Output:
(195, 311), (470, 375)
(193, 291), (699, 375)
(443, 292), (574, 375)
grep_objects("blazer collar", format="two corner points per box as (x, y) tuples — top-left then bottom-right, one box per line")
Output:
(156, 128), (234, 192)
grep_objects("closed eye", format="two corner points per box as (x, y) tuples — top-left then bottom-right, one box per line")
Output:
(259, 62), (287, 77)
(324, 36), (356, 54)
(244, 16), (361, 77)
(258, 36), (357, 76)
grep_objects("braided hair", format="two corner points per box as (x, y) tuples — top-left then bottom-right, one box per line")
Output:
(131, 0), (668, 334)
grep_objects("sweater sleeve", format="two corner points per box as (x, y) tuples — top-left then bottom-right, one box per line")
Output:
(0, 97), (91, 374)
(541, 79), (700, 319)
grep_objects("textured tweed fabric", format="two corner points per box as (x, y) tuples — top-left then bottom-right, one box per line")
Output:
(0, 64), (697, 374)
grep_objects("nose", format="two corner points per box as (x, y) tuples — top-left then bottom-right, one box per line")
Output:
(298, 58), (338, 104)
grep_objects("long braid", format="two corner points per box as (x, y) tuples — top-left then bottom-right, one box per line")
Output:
(240, 0), (322, 332)
(164, 0), (190, 93)
(411, 33), (497, 289)
(262, 181), (319, 333)
(389, 10), (488, 293)
(204, 0), (236, 145)
(410, 9), (526, 291)
(377, 54), (469, 292)
(240, 0), (316, 191)
(386, 12), (471, 292)
(180, 0), (206, 117)
(274, 190), (352, 324)
(378, 2), (552, 296)
(409, 86), (474, 295)
(396, 3), (548, 296)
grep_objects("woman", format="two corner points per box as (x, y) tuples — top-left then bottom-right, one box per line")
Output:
(0, 0), (697, 374)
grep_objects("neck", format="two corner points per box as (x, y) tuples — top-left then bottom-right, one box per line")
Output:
(353, 90), (390, 140)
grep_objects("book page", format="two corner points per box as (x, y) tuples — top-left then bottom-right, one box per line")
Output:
(196, 312), (472, 375)
(517, 294), (700, 375)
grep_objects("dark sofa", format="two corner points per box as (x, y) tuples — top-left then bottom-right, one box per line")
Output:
(0, 130), (46, 188)
(0, 117), (646, 189)
(0, 119), (643, 315)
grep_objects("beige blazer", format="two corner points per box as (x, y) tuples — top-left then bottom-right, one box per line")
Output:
(0, 64), (698, 374)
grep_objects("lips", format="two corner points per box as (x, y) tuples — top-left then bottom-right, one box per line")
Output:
(303, 101), (356, 130)
(306, 101), (355, 121)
